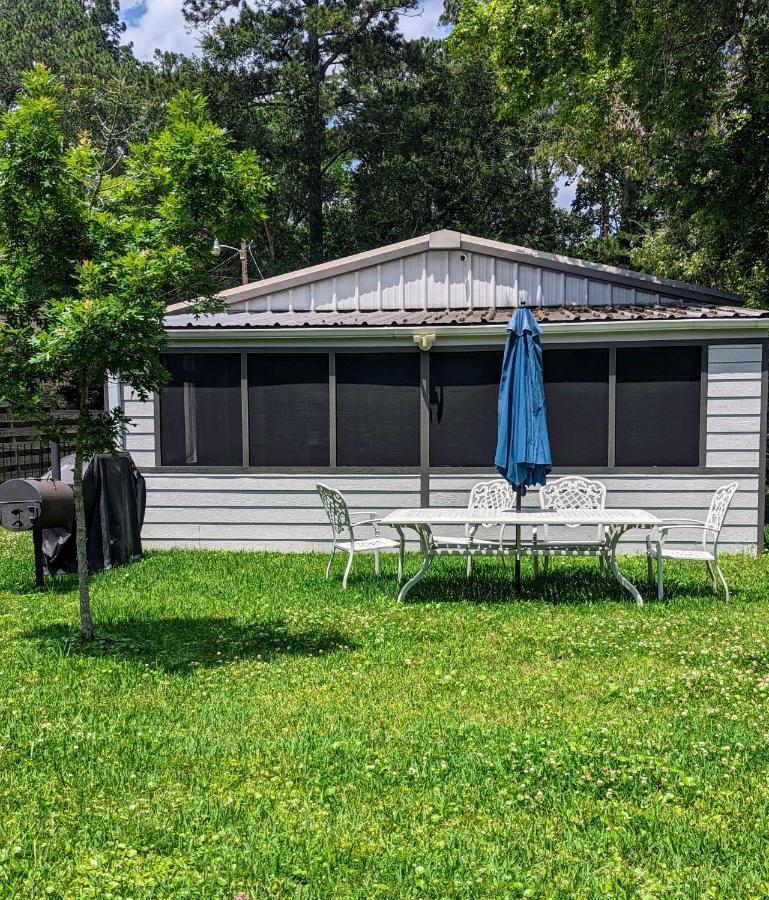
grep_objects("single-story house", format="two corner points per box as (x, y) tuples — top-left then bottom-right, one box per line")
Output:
(112, 230), (769, 553)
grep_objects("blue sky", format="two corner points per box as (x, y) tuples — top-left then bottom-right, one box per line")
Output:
(120, 0), (572, 210)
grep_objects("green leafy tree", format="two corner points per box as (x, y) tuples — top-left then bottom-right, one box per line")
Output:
(0, 0), (181, 184)
(0, 67), (269, 639)
(343, 43), (563, 253)
(183, 0), (418, 267)
(0, 0), (129, 107)
(452, 0), (769, 305)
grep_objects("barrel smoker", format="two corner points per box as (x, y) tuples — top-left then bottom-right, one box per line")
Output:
(0, 477), (74, 586)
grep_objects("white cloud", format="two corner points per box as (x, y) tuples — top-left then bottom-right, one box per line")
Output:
(122, 0), (449, 61)
(122, 0), (201, 61)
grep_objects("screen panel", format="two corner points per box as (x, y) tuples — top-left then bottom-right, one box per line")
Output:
(615, 345), (701, 467)
(248, 353), (330, 466)
(159, 353), (242, 466)
(544, 348), (610, 467)
(429, 350), (503, 467)
(336, 352), (420, 466)
(159, 354), (187, 466)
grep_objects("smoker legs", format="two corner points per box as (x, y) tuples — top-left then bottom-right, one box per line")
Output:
(32, 529), (45, 589)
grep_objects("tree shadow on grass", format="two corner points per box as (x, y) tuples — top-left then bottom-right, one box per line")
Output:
(26, 617), (357, 673)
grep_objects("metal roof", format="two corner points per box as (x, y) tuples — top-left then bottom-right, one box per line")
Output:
(165, 303), (768, 330)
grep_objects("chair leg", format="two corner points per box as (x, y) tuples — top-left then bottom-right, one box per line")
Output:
(714, 560), (729, 601)
(656, 545), (664, 601)
(374, 550), (381, 576)
(325, 546), (336, 579)
(543, 556), (549, 575)
(397, 537), (404, 584)
(342, 551), (354, 590)
(533, 554), (539, 578)
(466, 554), (473, 578)
(706, 561), (717, 591)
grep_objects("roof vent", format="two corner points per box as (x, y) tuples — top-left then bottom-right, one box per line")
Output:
(429, 230), (462, 250)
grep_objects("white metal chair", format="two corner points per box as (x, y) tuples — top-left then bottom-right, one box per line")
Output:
(647, 481), (738, 601)
(317, 483), (403, 589)
(433, 479), (516, 577)
(534, 476), (608, 574)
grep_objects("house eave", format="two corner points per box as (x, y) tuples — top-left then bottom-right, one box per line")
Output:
(164, 317), (769, 347)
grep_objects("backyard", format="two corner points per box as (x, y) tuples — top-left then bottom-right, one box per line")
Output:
(0, 533), (768, 897)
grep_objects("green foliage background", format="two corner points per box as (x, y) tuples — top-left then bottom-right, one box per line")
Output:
(3, 0), (766, 307)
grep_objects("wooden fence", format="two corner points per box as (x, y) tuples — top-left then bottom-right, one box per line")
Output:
(0, 405), (77, 482)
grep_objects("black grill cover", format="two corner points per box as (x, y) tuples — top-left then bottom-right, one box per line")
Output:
(41, 453), (146, 574)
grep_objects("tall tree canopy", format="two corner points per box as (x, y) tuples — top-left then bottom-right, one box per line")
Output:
(184, 0), (418, 267)
(0, 0), (128, 107)
(0, 67), (269, 637)
(343, 43), (563, 255)
(0, 0), (170, 177)
(453, 0), (769, 305)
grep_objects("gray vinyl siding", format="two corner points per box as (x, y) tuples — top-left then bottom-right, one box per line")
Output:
(123, 385), (156, 467)
(137, 471), (759, 554)
(124, 341), (766, 553)
(705, 344), (764, 469)
(140, 473), (422, 551)
(227, 248), (692, 316)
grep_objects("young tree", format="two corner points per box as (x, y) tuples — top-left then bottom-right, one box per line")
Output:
(0, 67), (269, 639)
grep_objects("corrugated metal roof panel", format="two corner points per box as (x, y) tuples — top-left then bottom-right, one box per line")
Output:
(165, 304), (769, 329)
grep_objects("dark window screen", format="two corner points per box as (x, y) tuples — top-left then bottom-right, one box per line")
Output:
(616, 346), (701, 467)
(544, 348), (610, 467)
(336, 353), (420, 466)
(160, 353), (242, 466)
(429, 351), (503, 466)
(248, 354), (329, 466)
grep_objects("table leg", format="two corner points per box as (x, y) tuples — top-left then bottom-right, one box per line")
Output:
(397, 524), (434, 602)
(394, 526), (406, 584)
(605, 524), (644, 606)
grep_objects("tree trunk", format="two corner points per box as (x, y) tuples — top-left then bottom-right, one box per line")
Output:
(74, 387), (93, 641)
(305, 8), (324, 264)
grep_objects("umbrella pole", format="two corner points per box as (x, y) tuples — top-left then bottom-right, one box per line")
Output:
(514, 487), (522, 596)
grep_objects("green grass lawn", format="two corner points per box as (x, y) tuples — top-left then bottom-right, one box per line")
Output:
(1, 533), (769, 898)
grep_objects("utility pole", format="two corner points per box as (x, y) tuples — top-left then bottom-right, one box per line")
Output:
(240, 239), (249, 286)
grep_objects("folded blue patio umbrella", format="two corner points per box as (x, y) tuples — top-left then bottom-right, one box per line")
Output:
(495, 306), (552, 592)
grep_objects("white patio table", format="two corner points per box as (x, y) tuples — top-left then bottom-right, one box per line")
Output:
(379, 507), (661, 606)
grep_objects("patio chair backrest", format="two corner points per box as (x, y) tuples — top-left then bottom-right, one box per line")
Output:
(466, 479), (515, 535)
(539, 476), (607, 541)
(316, 483), (351, 536)
(703, 481), (738, 549)
(468, 480), (516, 512)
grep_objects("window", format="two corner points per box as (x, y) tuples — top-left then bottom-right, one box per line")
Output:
(155, 343), (704, 472)
(615, 346), (701, 467)
(160, 353), (242, 466)
(336, 352), (420, 466)
(248, 353), (329, 466)
(429, 351), (503, 467)
(544, 348), (610, 467)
